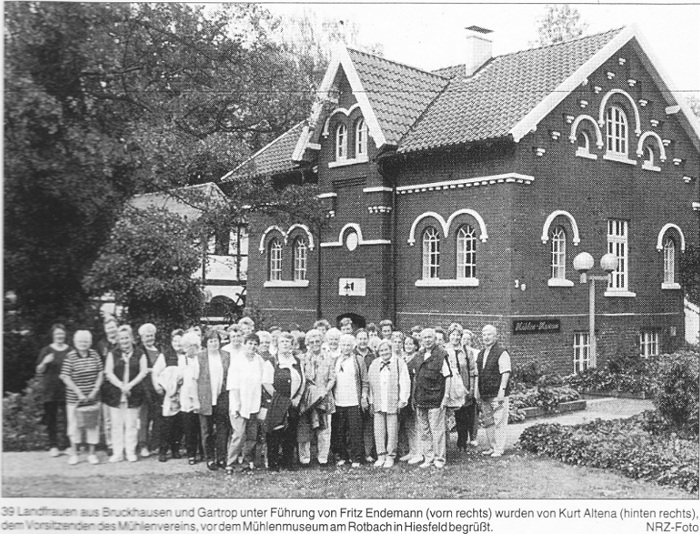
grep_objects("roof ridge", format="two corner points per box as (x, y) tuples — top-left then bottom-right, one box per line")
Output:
(346, 47), (449, 80)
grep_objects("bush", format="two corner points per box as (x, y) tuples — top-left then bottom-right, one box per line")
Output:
(564, 352), (660, 396)
(508, 385), (580, 423)
(519, 412), (699, 494)
(3, 376), (52, 451)
(654, 351), (699, 438)
(512, 355), (557, 388)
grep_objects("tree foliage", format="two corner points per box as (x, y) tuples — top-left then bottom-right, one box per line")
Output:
(680, 244), (700, 306)
(534, 4), (588, 46)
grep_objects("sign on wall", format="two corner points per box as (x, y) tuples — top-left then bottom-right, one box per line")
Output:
(512, 319), (561, 335)
(339, 278), (366, 297)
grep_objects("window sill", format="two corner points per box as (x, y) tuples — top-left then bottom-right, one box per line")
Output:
(642, 162), (661, 172)
(263, 280), (310, 288)
(415, 278), (479, 287)
(661, 282), (681, 290)
(548, 278), (574, 287)
(575, 149), (597, 160)
(603, 153), (636, 166)
(328, 156), (369, 169)
(604, 290), (637, 298)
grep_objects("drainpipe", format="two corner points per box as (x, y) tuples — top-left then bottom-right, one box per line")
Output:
(377, 150), (398, 325)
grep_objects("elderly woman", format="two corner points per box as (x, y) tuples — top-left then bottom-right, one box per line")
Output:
(36, 323), (72, 457)
(60, 330), (103, 465)
(198, 328), (231, 470)
(297, 329), (336, 467)
(323, 327), (342, 360)
(103, 325), (149, 463)
(173, 331), (201, 464)
(444, 323), (470, 451)
(265, 332), (305, 471)
(398, 334), (422, 463)
(332, 333), (368, 467)
(137, 323), (161, 458)
(461, 329), (480, 447)
(368, 340), (410, 468)
(356, 328), (377, 463)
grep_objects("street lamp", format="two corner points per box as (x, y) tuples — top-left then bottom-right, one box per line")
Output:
(573, 252), (618, 368)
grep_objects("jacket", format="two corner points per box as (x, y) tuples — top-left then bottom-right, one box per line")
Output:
(197, 349), (230, 416)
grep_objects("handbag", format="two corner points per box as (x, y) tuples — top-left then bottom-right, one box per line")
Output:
(444, 355), (467, 408)
(75, 402), (100, 428)
(264, 392), (291, 432)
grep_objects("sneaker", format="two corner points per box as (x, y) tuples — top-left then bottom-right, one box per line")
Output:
(87, 454), (99, 465)
(351, 462), (361, 468)
(481, 449), (495, 456)
(109, 455), (123, 463)
(399, 453), (413, 462)
(490, 452), (503, 458)
(365, 456), (374, 463)
(49, 447), (60, 458)
(383, 457), (395, 468)
(158, 452), (167, 462)
(140, 447), (151, 458)
(434, 459), (446, 469)
(242, 463), (255, 473)
(419, 459), (433, 468)
(336, 459), (347, 467)
(68, 455), (79, 466)
(374, 456), (386, 468)
(469, 440), (479, 447)
(126, 454), (138, 463)
(225, 466), (235, 476)
(407, 456), (424, 465)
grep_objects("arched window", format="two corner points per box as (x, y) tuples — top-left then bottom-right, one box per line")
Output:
(293, 237), (307, 281)
(268, 238), (282, 281)
(456, 225), (476, 279)
(577, 131), (589, 151)
(645, 146), (655, 166)
(550, 226), (567, 280)
(422, 226), (440, 279)
(335, 123), (347, 160)
(355, 118), (367, 158)
(663, 237), (675, 285)
(605, 105), (628, 156)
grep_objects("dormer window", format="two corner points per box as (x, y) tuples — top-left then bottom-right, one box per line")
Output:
(335, 123), (347, 160)
(355, 118), (367, 157)
(605, 105), (628, 156)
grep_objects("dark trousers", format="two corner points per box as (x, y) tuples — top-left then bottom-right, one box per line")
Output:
(43, 401), (67, 449)
(456, 403), (478, 446)
(332, 405), (363, 463)
(266, 409), (298, 469)
(181, 411), (200, 459)
(362, 410), (375, 459)
(158, 412), (183, 455)
(199, 403), (230, 464)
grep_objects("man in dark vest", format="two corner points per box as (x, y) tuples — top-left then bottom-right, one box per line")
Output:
(474, 324), (512, 458)
(412, 328), (452, 469)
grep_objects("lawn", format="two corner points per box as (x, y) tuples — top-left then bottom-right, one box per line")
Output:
(3, 447), (693, 499)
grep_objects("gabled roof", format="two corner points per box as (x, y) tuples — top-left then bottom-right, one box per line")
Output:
(128, 182), (228, 220)
(222, 122), (305, 182)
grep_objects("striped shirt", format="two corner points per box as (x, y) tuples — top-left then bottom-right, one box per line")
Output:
(60, 349), (103, 405)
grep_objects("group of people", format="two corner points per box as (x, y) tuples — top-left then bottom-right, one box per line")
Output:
(36, 315), (512, 472)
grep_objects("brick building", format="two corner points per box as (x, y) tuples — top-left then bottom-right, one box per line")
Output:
(223, 25), (700, 373)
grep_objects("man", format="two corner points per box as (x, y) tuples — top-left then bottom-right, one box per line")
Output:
(474, 324), (512, 458)
(339, 317), (354, 335)
(412, 328), (451, 469)
(378, 319), (394, 341)
(225, 333), (273, 474)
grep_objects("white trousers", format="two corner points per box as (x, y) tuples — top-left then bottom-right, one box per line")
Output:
(373, 412), (398, 459)
(110, 404), (140, 458)
(298, 414), (332, 464)
(481, 397), (509, 454)
(416, 406), (446, 463)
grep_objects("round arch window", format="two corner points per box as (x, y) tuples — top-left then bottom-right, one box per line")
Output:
(345, 230), (358, 251)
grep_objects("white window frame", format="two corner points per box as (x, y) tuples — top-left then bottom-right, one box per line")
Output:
(605, 105), (628, 157)
(456, 225), (477, 280)
(355, 118), (367, 158)
(268, 238), (282, 282)
(607, 219), (631, 294)
(642, 145), (661, 172)
(422, 226), (440, 280)
(663, 237), (675, 285)
(573, 332), (591, 372)
(639, 331), (659, 358)
(335, 123), (347, 161)
(575, 131), (597, 159)
(292, 237), (307, 282)
(550, 226), (567, 280)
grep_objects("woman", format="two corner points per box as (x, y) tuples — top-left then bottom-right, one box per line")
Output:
(60, 330), (103, 465)
(36, 323), (72, 457)
(197, 329), (231, 470)
(137, 323), (161, 458)
(368, 340), (410, 468)
(323, 328), (342, 360)
(461, 329), (480, 447)
(391, 331), (405, 358)
(103, 325), (149, 462)
(398, 334), (423, 463)
(445, 323), (472, 451)
(266, 332), (305, 471)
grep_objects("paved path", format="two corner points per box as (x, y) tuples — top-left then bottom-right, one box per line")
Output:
(2, 398), (653, 479)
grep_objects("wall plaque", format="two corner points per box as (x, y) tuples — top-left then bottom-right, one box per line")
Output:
(339, 278), (366, 297)
(512, 319), (561, 335)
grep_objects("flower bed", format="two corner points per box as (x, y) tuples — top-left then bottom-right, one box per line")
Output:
(518, 411), (699, 494)
(508, 385), (581, 423)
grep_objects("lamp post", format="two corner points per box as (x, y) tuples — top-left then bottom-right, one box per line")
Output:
(573, 252), (618, 368)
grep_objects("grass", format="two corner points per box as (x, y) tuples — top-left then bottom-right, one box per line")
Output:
(3, 447), (693, 499)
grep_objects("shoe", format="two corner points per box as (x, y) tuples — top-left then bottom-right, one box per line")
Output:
(140, 447), (151, 458)
(225, 466), (235, 475)
(188, 457), (197, 465)
(68, 455), (79, 466)
(206, 461), (219, 471)
(171, 451), (182, 460)
(318, 462), (329, 468)
(87, 454), (99, 465)
(374, 456), (386, 467)
(490, 452), (503, 458)
(299, 461), (311, 468)
(242, 463), (255, 473)
(434, 459), (446, 469)
(351, 462), (361, 468)
(383, 457), (395, 468)
(469, 440), (479, 447)
(419, 460), (433, 468)
(481, 449), (495, 456)
(365, 456), (374, 463)
(336, 459), (347, 467)
(126, 454), (138, 463)
(49, 447), (60, 458)
(407, 456), (424, 465)
(399, 453), (413, 462)
(109, 455), (123, 463)
(158, 453), (167, 463)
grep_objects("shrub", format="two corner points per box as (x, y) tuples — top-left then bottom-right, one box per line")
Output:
(654, 351), (699, 438)
(512, 355), (557, 387)
(519, 412), (699, 493)
(3, 376), (51, 451)
(563, 352), (660, 396)
(508, 385), (580, 423)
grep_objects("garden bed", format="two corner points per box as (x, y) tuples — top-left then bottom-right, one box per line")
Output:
(520, 399), (587, 420)
(582, 389), (649, 400)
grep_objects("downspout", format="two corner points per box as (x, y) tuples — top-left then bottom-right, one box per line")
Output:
(377, 150), (398, 325)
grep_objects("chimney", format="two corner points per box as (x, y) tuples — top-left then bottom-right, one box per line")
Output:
(465, 26), (493, 77)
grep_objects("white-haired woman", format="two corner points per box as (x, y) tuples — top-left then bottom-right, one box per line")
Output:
(137, 322), (161, 458)
(59, 330), (103, 465)
(103, 325), (148, 462)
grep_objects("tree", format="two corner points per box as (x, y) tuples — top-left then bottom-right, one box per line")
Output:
(83, 208), (205, 341)
(534, 4), (588, 46)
